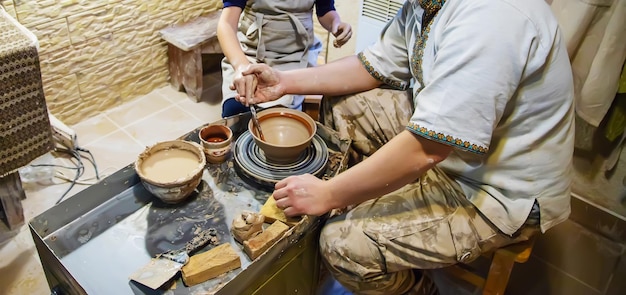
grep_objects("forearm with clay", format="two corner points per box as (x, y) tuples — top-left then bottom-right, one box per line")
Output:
(280, 55), (382, 96)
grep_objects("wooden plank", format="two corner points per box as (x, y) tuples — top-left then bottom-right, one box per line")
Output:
(483, 250), (516, 295)
(0, 171), (25, 230)
(303, 95), (322, 122)
(498, 237), (535, 263)
(243, 221), (289, 260)
(167, 44), (184, 92)
(181, 243), (241, 287)
(180, 47), (203, 102)
(445, 265), (486, 289)
(200, 37), (223, 54)
(159, 10), (222, 51)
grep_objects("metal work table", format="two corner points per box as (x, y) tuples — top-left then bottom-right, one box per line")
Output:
(29, 113), (349, 295)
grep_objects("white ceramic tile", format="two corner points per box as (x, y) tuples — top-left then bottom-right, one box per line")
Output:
(105, 90), (174, 128)
(71, 113), (118, 147)
(123, 105), (204, 146)
(155, 84), (192, 104)
(0, 227), (50, 295)
(80, 129), (145, 180)
(176, 95), (222, 125)
(155, 71), (223, 105)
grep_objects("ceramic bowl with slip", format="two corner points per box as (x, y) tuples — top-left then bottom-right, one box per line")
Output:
(247, 107), (317, 164)
(135, 140), (206, 204)
(198, 124), (233, 164)
(234, 130), (328, 190)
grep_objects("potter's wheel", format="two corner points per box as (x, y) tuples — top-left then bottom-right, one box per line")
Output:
(233, 131), (328, 190)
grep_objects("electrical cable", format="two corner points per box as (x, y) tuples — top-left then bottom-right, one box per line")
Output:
(54, 171), (98, 185)
(54, 145), (106, 203)
(54, 148), (85, 205)
(33, 155), (108, 185)
(76, 147), (100, 180)
(29, 163), (82, 170)
(23, 136), (103, 204)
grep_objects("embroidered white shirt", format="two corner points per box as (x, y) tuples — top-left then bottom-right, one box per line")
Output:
(360, 0), (575, 235)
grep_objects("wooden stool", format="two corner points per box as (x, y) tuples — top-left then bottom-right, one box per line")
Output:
(0, 172), (26, 230)
(445, 237), (536, 295)
(303, 95), (323, 121)
(160, 10), (223, 102)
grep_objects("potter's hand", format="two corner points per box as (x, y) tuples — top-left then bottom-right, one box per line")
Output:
(235, 64), (284, 105)
(273, 174), (333, 217)
(332, 22), (352, 48)
(230, 64), (258, 105)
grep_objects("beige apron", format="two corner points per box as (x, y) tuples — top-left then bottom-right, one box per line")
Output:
(221, 0), (323, 109)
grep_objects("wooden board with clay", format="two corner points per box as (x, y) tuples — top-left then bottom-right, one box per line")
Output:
(181, 243), (241, 287)
(243, 220), (289, 260)
(259, 195), (300, 227)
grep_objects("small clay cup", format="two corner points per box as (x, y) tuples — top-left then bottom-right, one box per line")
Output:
(199, 124), (233, 164)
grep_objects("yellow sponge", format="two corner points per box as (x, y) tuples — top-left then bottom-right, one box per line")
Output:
(259, 195), (300, 227)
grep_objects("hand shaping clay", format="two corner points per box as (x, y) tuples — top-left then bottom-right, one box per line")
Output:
(231, 210), (264, 243)
(259, 195), (300, 227)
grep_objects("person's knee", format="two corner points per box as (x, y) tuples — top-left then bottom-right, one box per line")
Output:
(319, 224), (347, 267)
(320, 223), (416, 295)
(222, 98), (249, 118)
(319, 220), (385, 279)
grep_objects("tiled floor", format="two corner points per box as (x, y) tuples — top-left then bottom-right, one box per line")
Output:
(0, 76), (223, 295)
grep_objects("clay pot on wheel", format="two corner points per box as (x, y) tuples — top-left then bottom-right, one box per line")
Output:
(248, 107), (317, 164)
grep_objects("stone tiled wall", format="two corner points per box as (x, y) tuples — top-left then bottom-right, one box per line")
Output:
(0, 0), (222, 125)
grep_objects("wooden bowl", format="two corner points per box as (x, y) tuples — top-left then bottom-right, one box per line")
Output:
(248, 107), (317, 164)
(135, 140), (206, 204)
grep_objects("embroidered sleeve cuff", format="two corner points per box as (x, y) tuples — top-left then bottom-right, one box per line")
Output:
(358, 52), (408, 91)
(406, 122), (489, 154)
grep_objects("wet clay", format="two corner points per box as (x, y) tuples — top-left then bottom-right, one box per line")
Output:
(231, 211), (264, 243)
(204, 135), (227, 143)
(259, 116), (310, 146)
(141, 149), (201, 183)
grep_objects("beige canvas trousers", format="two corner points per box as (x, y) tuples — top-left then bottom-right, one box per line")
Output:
(319, 88), (538, 295)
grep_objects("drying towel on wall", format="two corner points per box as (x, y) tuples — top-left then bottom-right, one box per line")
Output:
(550, 0), (626, 127)
(0, 9), (53, 177)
